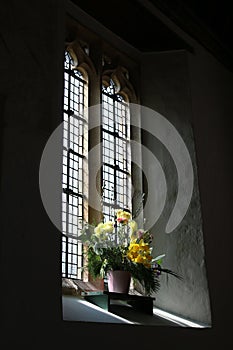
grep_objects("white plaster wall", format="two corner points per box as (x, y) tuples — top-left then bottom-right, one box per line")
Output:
(140, 50), (212, 325)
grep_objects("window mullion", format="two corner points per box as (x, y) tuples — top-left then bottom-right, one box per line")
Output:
(113, 96), (117, 209)
(64, 57), (72, 278)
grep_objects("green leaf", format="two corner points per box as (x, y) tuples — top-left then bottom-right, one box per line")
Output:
(153, 254), (165, 262)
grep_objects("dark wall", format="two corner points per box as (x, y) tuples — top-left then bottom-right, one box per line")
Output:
(187, 44), (233, 330)
(1, 0), (232, 347)
(0, 0), (65, 343)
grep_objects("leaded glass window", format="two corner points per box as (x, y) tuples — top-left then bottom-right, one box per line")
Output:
(62, 50), (88, 279)
(102, 79), (132, 222)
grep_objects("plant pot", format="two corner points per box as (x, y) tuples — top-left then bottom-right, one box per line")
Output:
(107, 270), (131, 294)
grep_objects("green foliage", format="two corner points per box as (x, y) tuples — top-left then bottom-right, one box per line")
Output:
(129, 261), (161, 295)
(86, 246), (161, 296)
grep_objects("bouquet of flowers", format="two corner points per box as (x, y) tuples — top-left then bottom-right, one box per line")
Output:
(79, 208), (181, 296)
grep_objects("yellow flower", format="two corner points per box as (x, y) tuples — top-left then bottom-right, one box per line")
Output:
(94, 221), (114, 236)
(135, 255), (145, 264)
(129, 220), (138, 234)
(94, 222), (104, 235)
(116, 209), (131, 224)
(127, 239), (153, 267)
(102, 221), (114, 233)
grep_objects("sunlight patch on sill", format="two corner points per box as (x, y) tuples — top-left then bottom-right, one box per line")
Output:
(153, 307), (211, 328)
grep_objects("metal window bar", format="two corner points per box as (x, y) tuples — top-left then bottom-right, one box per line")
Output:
(62, 51), (87, 279)
(101, 80), (131, 223)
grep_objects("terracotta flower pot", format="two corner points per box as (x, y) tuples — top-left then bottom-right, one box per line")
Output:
(107, 270), (131, 294)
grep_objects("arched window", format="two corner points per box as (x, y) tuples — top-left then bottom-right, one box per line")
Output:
(101, 78), (132, 221)
(62, 49), (88, 279)
(61, 22), (139, 285)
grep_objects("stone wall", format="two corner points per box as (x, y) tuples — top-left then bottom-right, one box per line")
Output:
(140, 50), (211, 325)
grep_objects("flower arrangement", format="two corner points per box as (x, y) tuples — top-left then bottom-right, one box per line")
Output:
(79, 208), (181, 296)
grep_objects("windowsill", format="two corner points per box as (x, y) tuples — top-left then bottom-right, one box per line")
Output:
(62, 280), (210, 327)
(63, 294), (208, 327)
(62, 294), (134, 324)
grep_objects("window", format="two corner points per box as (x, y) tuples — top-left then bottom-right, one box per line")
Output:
(101, 79), (131, 222)
(61, 19), (139, 283)
(62, 50), (88, 279)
